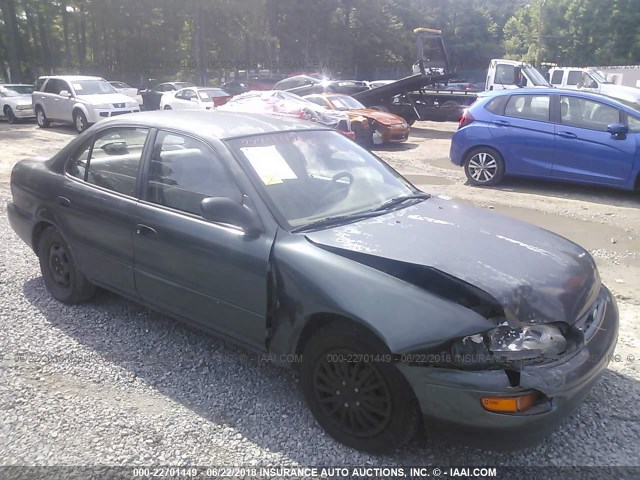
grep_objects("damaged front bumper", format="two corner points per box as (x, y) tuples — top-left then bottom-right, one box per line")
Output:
(397, 286), (619, 449)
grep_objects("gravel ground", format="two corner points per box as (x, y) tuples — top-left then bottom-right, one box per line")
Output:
(1, 121), (639, 471)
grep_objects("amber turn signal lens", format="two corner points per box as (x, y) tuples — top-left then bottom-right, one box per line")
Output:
(481, 392), (538, 413)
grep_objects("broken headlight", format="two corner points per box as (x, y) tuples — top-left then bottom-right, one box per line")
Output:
(449, 323), (567, 368)
(487, 324), (567, 361)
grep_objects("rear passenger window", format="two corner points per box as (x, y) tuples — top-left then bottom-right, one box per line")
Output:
(484, 95), (508, 115)
(504, 95), (549, 122)
(560, 96), (621, 131)
(65, 127), (149, 196)
(550, 70), (563, 85)
(146, 131), (242, 217)
(44, 79), (60, 94)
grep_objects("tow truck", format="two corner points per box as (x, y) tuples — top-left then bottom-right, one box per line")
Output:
(352, 29), (550, 123)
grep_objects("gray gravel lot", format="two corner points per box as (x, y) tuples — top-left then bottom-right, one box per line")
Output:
(1, 121), (639, 470)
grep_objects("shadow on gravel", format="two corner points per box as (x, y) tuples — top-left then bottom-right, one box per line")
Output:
(22, 276), (640, 465)
(372, 142), (419, 152)
(46, 125), (78, 136)
(407, 126), (456, 140)
(469, 177), (639, 210)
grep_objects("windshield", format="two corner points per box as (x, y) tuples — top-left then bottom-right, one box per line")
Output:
(110, 81), (130, 88)
(72, 80), (117, 95)
(328, 95), (365, 110)
(522, 66), (550, 86)
(2, 85), (34, 96)
(589, 70), (611, 84)
(198, 89), (227, 100)
(228, 130), (418, 229)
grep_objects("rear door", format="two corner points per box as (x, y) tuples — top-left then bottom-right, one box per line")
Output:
(489, 93), (555, 177)
(133, 130), (275, 348)
(59, 126), (150, 295)
(552, 94), (635, 186)
(41, 78), (62, 119)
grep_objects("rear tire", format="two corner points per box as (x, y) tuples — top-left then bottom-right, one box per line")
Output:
(163, 105), (172, 110)
(463, 146), (505, 186)
(38, 228), (96, 304)
(300, 322), (420, 453)
(36, 107), (50, 128)
(5, 107), (19, 124)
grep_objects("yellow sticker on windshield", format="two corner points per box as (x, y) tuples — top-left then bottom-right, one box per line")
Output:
(241, 145), (297, 186)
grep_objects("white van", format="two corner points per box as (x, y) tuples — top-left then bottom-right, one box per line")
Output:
(548, 67), (640, 104)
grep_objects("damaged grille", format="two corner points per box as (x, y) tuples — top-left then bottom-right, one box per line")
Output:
(574, 296), (606, 342)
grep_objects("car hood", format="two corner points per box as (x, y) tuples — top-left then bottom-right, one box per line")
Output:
(4, 96), (32, 106)
(304, 197), (600, 326)
(77, 93), (135, 105)
(600, 84), (640, 102)
(355, 109), (408, 126)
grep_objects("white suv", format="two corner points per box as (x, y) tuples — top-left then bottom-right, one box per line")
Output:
(33, 75), (140, 133)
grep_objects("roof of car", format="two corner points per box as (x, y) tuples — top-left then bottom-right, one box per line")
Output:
(96, 110), (329, 140)
(38, 75), (105, 81)
(480, 87), (640, 111)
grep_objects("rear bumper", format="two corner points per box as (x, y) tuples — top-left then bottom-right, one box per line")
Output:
(7, 201), (36, 251)
(449, 134), (466, 166)
(398, 287), (619, 449)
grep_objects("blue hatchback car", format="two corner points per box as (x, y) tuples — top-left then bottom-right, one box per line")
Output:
(450, 88), (640, 191)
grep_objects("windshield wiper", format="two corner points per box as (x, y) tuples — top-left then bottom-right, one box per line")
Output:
(291, 210), (382, 233)
(373, 192), (431, 212)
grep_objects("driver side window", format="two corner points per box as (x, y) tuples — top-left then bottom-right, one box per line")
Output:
(146, 131), (242, 217)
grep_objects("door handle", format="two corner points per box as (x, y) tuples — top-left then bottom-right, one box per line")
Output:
(493, 120), (510, 126)
(557, 131), (577, 139)
(57, 196), (71, 207)
(136, 224), (157, 236)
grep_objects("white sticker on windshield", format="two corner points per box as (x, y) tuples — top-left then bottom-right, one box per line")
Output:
(241, 145), (297, 186)
(73, 83), (83, 91)
(199, 92), (209, 99)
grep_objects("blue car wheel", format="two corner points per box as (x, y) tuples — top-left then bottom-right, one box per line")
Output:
(464, 147), (505, 186)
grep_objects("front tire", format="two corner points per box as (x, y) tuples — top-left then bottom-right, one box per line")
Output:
(36, 107), (50, 128)
(5, 107), (19, 124)
(38, 228), (96, 304)
(74, 110), (88, 133)
(300, 323), (420, 453)
(464, 146), (505, 186)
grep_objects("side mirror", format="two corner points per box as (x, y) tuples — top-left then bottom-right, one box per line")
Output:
(607, 123), (628, 139)
(190, 97), (199, 102)
(200, 197), (262, 236)
(59, 90), (72, 98)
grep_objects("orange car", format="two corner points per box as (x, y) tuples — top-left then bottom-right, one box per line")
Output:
(304, 93), (410, 146)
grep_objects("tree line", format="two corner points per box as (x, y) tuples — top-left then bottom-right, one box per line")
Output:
(1, 0), (639, 86)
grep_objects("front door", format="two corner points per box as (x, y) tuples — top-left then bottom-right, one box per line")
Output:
(133, 130), (275, 349)
(553, 95), (635, 186)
